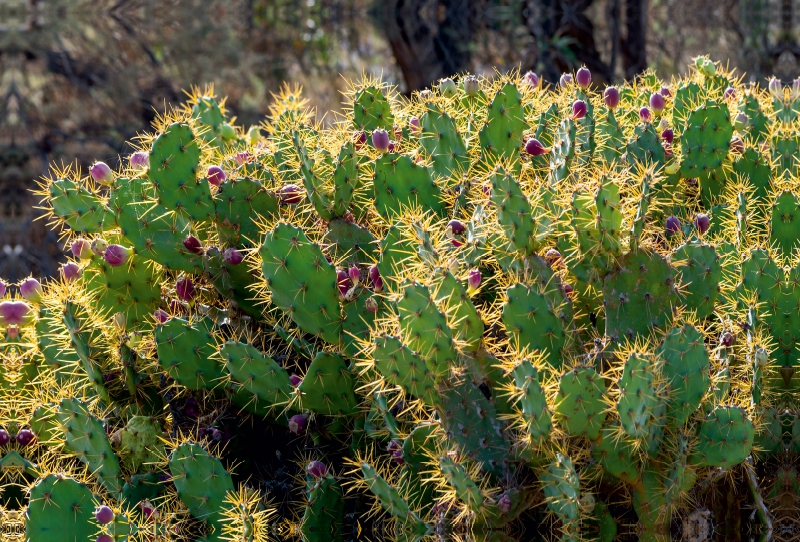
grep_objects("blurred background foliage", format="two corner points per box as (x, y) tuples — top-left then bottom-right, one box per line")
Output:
(0, 0), (796, 279)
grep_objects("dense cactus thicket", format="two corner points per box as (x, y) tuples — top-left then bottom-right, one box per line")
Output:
(0, 56), (797, 542)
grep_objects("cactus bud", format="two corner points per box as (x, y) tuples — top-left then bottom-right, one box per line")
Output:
(15, 429), (34, 447)
(365, 296), (378, 312)
(559, 73), (573, 88)
(176, 277), (195, 301)
(153, 309), (169, 324)
(467, 269), (481, 294)
(525, 138), (546, 156)
(699, 58), (716, 77)
(497, 493), (512, 514)
(685, 177), (698, 187)
(91, 238), (108, 256)
(0, 301), (34, 327)
(369, 265), (383, 291)
(337, 269), (352, 296)
(348, 266), (360, 286)
(306, 460), (327, 478)
(290, 374), (303, 387)
(207, 165), (226, 186)
(563, 282), (574, 295)
(660, 86), (671, 97)
(769, 77), (782, 98)
(183, 235), (203, 255)
(720, 331), (734, 347)
(0, 282), (5, 297)
(572, 100), (587, 119)
(223, 248), (244, 265)
(723, 86), (735, 100)
(730, 136), (744, 155)
(219, 123), (237, 141)
(104, 245), (132, 267)
(288, 414), (309, 434)
(649, 92), (665, 113)
(95, 505), (115, 524)
(523, 71), (539, 87)
(694, 213), (710, 234)
(235, 151), (251, 165)
(71, 238), (93, 259)
(354, 130), (367, 149)
(279, 184), (304, 204)
(90, 161), (114, 185)
(19, 278), (42, 302)
(576, 67), (591, 89)
(462, 75), (479, 96)
(61, 262), (82, 282)
(129, 151), (149, 169)
(639, 106), (651, 122)
(604, 86), (620, 109)
(139, 500), (157, 520)
(372, 128), (390, 152)
(733, 112), (749, 131)
(387, 141), (396, 153)
(665, 216), (681, 236)
(418, 89), (433, 102)
(658, 118), (669, 131)
(439, 77), (457, 97)
(447, 219), (466, 237)
(661, 128), (674, 144)
(409, 116), (421, 135)
(545, 248), (562, 266)
(248, 126), (260, 145)
(755, 347), (769, 366)
(0, 428), (9, 447)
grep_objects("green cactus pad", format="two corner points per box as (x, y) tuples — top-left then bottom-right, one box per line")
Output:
(26, 475), (96, 542)
(402, 423), (439, 470)
(679, 101), (732, 179)
(204, 251), (261, 318)
(302, 474), (344, 542)
(372, 335), (438, 406)
(690, 406), (755, 468)
(61, 301), (109, 404)
(116, 415), (164, 472)
(626, 122), (665, 167)
(432, 269), (483, 351)
(221, 341), (293, 414)
(155, 317), (225, 390)
(214, 177), (279, 247)
(596, 108), (625, 163)
(373, 153), (444, 219)
(592, 422), (640, 484)
(260, 223), (342, 344)
(489, 166), (544, 255)
(617, 354), (662, 439)
(353, 86), (394, 131)
(670, 241), (721, 319)
(770, 191), (800, 259)
(48, 177), (112, 233)
(361, 461), (424, 526)
(554, 366), (606, 440)
(541, 453), (580, 521)
(420, 105), (469, 181)
(397, 281), (457, 379)
(479, 83), (525, 170)
(502, 283), (566, 370)
(512, 360), (552, 444)
(657, 324), (711, 426)
(732, 147), (772, 200)
(297, 352), (359, 416)
(170, 443), (235, 528)
(438, 455), (483, 508)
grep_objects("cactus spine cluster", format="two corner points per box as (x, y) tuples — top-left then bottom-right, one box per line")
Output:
(0, 57), (796, 541)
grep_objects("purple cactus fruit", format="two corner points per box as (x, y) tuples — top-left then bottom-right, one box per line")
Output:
(387, 141), (396, 153)
(348, 266), (360, 285)
(365, 296), (378, 312)
(176, 277), (195, 301)
(182, 398), (199, 418)
(663, 141), (673, 158)
(15, 429), (35, 447)
(104, 245), (131, 267)
(576, 67), (591, 89)
(139, 501), (156, 520)
(660, 86), (671, 97)
(730, 136), (744, 154)
(685, 177), (698, 187)
(19, 278), (42, 302)
(290, 374), (303, 387)
(337, 269), (352, 296)
(694, 213), (710, 234)
(467, 269), (481, 292)
(369, 265), (383, 291)
(649, 92), (665, 113)
(409, 116), (421, 135)
(0, 301), (33, 327)
(129, 151), (149, 169)
(720, 331), (735, 347)
(96, 535), (114, 542)
(279, 184), (304, 204)
(372, 129), (390, 152)
(0, 282), (5, 297)
(665, 216), (681, 236)
(95, 505), (115, 524)
(769, 77), (782, 97)
(223, 248), (244, 265)
(497, 493), (512, 515)
(462, 75), (479, 97)
(733, 112), (749, 131)
(153, 309), (169, 324)
(604, 87), (620, 109)
(91, 238), (108, 256)
(354, 130), (367, 149)
(572, 100), (587, 119)
(61, 262), (82, 282)
(71, 238), (93, 259)
(289, 414), (309, 434)
(90, 161), (114, 185)
(723, 87), (736, 100)
(183, 235), (203, 255)
(447, 219), (466, 236)
(545, 248), (562, 266)
(207, 165), (226, 186)
(6, 326), (18, 340)
(307, 460), (328, 478)
(639, 107), (651, 122)
(563, 282), (574, 295)
(0, 428), (9, 447)
(451, 239), (463, 248)
(525, 138), (546, 156)
(523, 71), (539, 87)
(235, 152), (252, 165)
(559, 73), (573, 88)
(393, 124), (402, 141)
(662, 128), (674, 144)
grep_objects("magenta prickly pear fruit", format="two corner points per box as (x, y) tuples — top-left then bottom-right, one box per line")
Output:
(660, 86), (671, 97)
(223, 248), (244, 265)
(0, 428), (9, 447)
(96, 535), (114, 542)
(387, 441), (404, 463)
(290, 374), (303, 387)
(71, 238), (93, 259)
(307, 460), (327, 478)
(207, 165), (226, 186)
(139, 500), (157, 520)
(104, 245), (132, 267)
(90, 161), (114, 185)
(365, 296), (378, 312)
(662, 128), (674, 144)
(61, 262), (82, 282)
(733, 112), (749, 131)
(576, 67), (591, 89)
(15, 429), (34, 447)
(235, 152), (252, 165)
(337, 269), (352, 296)
(95, 505), (115, 524)
(723, 86), (736, 100)
(372, 128), (390, 152)
(369, 265), (382, 291)
(563, 282), (574, 295)
(409, 116), (421, 135)
(279, 184), (304, 204)
(0, 301), (33, 326)
(572, 100), (587, 119)
(387, 141), (396, 153)
(348, 266), (360, 285)
(288, 414), (309, 434)
(153, 309), (169, 324)
(183, 235), (203, 254)
(523, 71), (539, 87)
(467, 269), (481, 294)
(686, 177), (698, 187)
(720, 331), (735, 347)
(663, 141), (673, 158)
(176, 277), (195, 301)
(694, 213), (710, 234)
(730, 136), (744, 154)
(604, 86), (620, 109)
(649, 92), (665, 113)
(497, 493), (512, 514)
(393, 124), (402, 141)
(639, 106), (651, 122)
(447, 219), (466, 236)
(462, 75), (479, 96)
(129, 151), (149, 169)
(545, 248), (563, 266)
(559, 73), (573, 87)
(525, 138), (546, 156)
(354, 130), (367, 149)
(91, 238), (108, 256)
(665, 216), (681, 236)
(19, 278), (42, 302)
